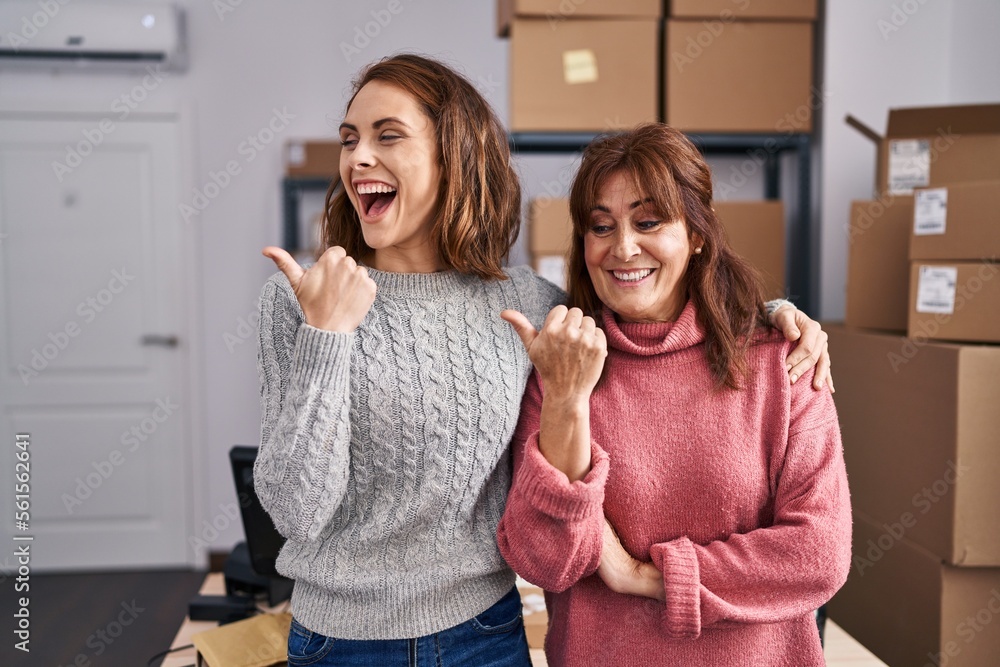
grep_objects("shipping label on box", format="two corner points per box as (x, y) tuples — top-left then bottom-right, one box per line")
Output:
(913, 187), (948, 235)
(887, 139), (931, 195)
(915, 265), (957, 314)
(908, 262), (1000, 343)
(910, 181), (1000, 261)
(876, 103), (1000, 196)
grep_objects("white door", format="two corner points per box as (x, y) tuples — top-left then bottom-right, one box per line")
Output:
(0, 113), (192, 570)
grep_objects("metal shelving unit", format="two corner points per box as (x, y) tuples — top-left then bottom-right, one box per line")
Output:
(281, 176), (336, 254)
(508, 132), (817, 314)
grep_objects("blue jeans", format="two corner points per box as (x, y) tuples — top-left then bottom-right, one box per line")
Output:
(286, 586), (532, 667)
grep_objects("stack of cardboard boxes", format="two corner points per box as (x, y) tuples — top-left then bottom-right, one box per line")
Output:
(830, 103), (1000, 667)
(504, 1), (814, 296)
(501, 0), (817, 134)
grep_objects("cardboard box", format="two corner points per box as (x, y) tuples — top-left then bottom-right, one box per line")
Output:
(714, 201), (785, 299)
(517, 583), (549, 649)
(510, 18), (658, 132)
(845, 197), (912, 332)
(826, 324), (1000, 565)
(497, 0), (660, 37)
(529, 198), (572, 288)
(669, 0), (817, 20)
(828, 513), (1000, 667)
(664, 20), (814, 133)
(854, 104), (1000, 196)
(529, 197), (573, 255)
(285, 141), (342, 178)
(910, 181), (1000, 261)
(908, 262), (1000, 343)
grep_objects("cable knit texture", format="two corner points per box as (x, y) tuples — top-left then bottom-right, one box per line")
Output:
(254, 265), (565, 640)
(497, 301), (852, 667)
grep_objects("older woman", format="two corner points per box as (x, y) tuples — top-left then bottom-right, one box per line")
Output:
(498, 123), (851, 667)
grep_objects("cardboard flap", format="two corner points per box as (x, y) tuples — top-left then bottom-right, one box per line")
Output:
(886, 104), (1000, 137)
(845, 114), (882, 144)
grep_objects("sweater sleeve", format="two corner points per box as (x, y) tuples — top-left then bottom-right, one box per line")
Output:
(252, 271), (355, 543)
(649, 367), (852, 639)
(497, 371), (610, 593)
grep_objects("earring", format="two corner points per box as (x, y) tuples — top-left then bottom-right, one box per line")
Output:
(694, 246), (703, 254)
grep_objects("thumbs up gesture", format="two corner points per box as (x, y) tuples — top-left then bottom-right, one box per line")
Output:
(501, 306), (607, 402)
(263, 245), (377, 333)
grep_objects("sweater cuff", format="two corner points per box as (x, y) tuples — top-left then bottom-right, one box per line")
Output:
(292, 324), (353, 387)
(765, 298), (794, 317)
(515, 433), (609, 521)
(650, 537), (701, 639)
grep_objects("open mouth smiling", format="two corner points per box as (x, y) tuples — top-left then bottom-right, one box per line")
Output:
(355, 181), (398, 217)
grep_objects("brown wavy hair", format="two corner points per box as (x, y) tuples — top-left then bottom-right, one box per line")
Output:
(322, 54), (520, 280)
(568, 123), (769, 390)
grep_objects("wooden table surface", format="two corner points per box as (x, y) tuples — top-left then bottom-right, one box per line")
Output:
(162, 574), (883, 667)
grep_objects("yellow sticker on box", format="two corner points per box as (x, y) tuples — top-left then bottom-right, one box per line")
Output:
(563, 49), (598, 84)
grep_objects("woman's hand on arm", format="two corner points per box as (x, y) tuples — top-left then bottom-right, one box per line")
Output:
(263, 245), (376, 333)
(598, 519), (664, 601)
(501, 306), (607, 482)
(769, 303), (834, 392)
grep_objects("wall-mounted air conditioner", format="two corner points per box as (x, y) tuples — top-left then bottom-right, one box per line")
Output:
(0, 2), (187, 72)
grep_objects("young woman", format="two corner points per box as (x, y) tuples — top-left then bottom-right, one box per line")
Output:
(254, 55), (831, 666)
(497, 123), (851, 667)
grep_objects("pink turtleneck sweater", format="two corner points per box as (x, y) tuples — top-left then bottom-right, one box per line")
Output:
(497, 302), (851, 667)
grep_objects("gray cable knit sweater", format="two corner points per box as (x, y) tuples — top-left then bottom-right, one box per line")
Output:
(253, 265), (565, 640)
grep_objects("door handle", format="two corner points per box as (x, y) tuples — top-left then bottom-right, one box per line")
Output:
(141, 334), (179, 348)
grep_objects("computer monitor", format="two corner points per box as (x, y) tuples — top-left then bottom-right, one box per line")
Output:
(229, 445), (286, 577)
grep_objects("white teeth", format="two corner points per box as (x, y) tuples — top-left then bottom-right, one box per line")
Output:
(613, 269), (653, 282)
(355, 182), (397, 195)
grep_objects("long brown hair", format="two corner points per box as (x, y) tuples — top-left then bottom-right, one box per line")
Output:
(568, 123), (769, 390)
(323, 54), (520, 280)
